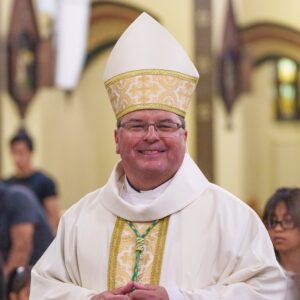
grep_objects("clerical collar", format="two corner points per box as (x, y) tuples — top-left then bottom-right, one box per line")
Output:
(126, 178), (141, 192)
(121, 176), (172, 207)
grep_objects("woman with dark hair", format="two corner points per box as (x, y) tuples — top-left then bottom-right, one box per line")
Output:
(263, 188), (300, 300)
(6, 266), (31, 300)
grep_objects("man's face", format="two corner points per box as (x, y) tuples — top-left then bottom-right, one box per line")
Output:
(10, 141), (32, 173)
(114, 109), (187, 188)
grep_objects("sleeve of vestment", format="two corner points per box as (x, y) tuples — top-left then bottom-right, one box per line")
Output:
(178, 211), (287, 300)
(29, 210), (98, 300)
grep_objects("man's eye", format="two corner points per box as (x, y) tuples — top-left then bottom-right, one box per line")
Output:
(129, 123), (145, 129)
(158, 123), (171, 128)
(157, 125), (169, 129)
(157, 123), (176, 130)
(156, 125), (170, 131)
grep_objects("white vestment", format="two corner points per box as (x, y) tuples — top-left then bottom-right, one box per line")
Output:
(30, 154), (286, 299)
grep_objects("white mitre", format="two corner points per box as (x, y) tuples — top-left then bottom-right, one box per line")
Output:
(103, 12), (199, 119)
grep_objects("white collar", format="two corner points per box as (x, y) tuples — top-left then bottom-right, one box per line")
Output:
(100, 153), (209, 221)
(121, 176), (172, 207)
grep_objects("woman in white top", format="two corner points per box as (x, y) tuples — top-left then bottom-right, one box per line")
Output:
(263, 188), (300, 300)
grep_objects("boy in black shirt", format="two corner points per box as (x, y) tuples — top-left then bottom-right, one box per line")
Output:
(4, 129), (60, 233)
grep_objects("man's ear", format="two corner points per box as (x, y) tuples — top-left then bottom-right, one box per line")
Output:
(114, 129), (120, 154)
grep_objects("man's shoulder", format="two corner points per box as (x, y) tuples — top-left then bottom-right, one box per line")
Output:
(207, 183), (248, 205)
(6, 184), (40, 207)
(3, 171), (54, 185)
(62, 187), (104, 219)
(186, 183), (266, 242)
(2, 175), (16, 184)
(4, 185), (45, 225)
(32, 170), (55, 183)
(200, 182), (259, 219)
(7, 184), (35, 198)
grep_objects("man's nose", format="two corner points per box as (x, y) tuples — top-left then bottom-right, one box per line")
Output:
(144, 124), (160, 140)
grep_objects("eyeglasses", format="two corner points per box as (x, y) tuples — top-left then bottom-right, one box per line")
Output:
(266, 218), (296, 230)
(118, 120), (185, 137)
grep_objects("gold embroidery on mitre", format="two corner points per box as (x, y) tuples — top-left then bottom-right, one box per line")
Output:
(107, 217), (169, 289)
(104, 70), (198, 119)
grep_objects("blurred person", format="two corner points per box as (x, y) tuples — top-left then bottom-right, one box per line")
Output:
(30, 13), (285, 300)
(263, 187), (300, 300)
(0, 182), (54, 278)
(4, 129), (60, 233)
(6, 266), (31, 300)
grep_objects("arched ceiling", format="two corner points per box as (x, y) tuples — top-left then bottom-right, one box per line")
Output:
(240, 23), (300, 64)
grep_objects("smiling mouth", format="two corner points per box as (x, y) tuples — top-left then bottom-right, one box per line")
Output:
(138, 150), (165, 154)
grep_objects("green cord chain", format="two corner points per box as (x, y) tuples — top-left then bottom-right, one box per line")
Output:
(127, 220), (159, 282)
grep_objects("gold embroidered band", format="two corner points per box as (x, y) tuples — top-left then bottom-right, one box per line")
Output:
(107, 217), (125, 290)
(104, 69), (198, 119)
(150, 216), (169, 285)
(107, 216), (170, 289)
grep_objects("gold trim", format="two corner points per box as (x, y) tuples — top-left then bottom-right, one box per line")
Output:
(108, 216), (170, 288)
(150, 216), (170, 285)
(105, 69), (198, 87)
(107, 217), (125, 290)
(116, 103), (186, 119)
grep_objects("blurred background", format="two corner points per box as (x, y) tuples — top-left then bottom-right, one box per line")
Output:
(1, 0), (300, 215)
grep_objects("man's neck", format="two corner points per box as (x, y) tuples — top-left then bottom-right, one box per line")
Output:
(16, 166), (35, 178)
(126, 174), (174, 191)
(126, 178), (141, 192)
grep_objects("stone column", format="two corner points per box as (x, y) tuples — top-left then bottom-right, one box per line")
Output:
(194, 0), (214, 181)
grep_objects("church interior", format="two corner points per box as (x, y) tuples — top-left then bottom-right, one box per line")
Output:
(1, 0), (300, 216)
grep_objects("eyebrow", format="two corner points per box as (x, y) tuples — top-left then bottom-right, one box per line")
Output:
(124, 118), (145, 122)
(271, 214), (292, 219)
(125, 118), (178, 122)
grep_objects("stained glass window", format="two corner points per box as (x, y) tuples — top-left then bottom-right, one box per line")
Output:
(276, 57), (300, 121)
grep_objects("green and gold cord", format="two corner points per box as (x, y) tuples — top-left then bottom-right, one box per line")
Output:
(127, 220), (159, 282)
